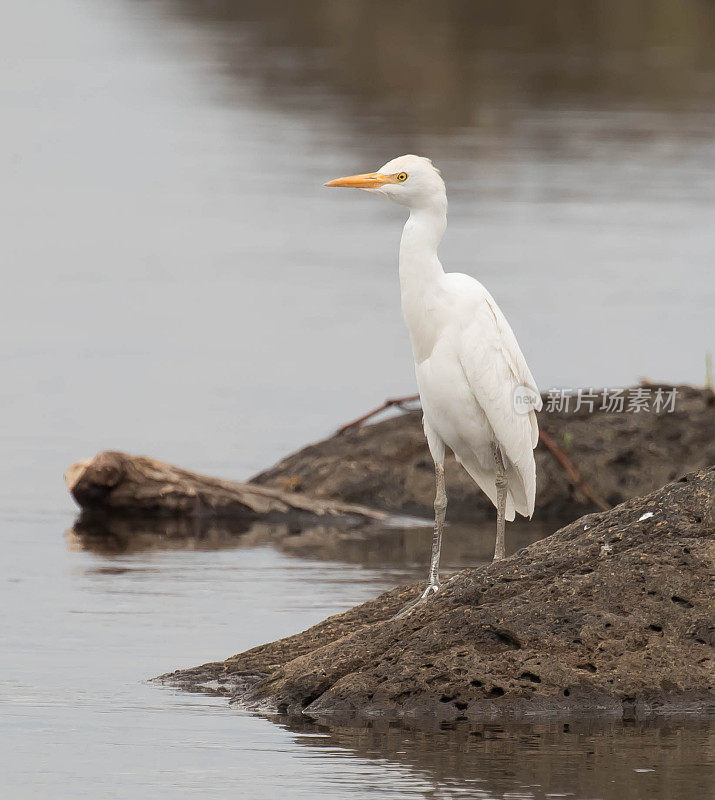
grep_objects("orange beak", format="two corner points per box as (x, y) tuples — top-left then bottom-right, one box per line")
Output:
(324, 172), (393, 189)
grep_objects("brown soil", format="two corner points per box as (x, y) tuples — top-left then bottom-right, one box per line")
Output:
(156, 468), (714, 722)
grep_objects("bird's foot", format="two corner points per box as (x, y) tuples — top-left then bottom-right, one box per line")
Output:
(393, 581), (440, 619)
(492, 538), (506, 561)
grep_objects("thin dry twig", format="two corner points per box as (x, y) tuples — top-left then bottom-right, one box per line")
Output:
(336, 395), (610, 512)
(538, 428), (610, 511)
(336, 394), (421, 436)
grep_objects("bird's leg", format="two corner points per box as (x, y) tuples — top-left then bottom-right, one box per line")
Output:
(428, 462), (447, 590)
(492, 443), (507, 561)
(394, 463), (446, 618)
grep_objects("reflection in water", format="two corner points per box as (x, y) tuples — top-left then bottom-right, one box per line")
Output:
(164, 0), (715, 128)
(66, 513), (254, 555)
(276, 715), (714, 800)
(67, 513), (550, 566)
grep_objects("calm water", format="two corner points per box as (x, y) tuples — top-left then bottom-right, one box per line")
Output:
(1, 0), (713, 797)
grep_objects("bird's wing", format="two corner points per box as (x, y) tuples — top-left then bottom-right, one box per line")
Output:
(446, 274), (541, 515)
(482, 295), (541, 409)
(446, 274), (541, 407)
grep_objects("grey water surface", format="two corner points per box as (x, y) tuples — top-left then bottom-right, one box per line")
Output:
(1, 0), (713, 797)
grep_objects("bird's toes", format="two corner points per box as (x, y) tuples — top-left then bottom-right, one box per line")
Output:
(393, 583), (440, 619)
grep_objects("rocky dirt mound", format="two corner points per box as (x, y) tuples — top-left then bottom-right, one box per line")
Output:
(253, 386), (714, 521)
(157, 469), (714, 722)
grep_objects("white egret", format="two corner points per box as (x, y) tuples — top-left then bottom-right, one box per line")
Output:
(325, 155), (541, 613)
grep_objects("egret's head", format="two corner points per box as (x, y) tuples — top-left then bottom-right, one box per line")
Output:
(325, 154), (445, 209)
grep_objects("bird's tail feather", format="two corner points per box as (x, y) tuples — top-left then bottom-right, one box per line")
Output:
(457, 452), (535, 520)
(457, 457), (517, 522)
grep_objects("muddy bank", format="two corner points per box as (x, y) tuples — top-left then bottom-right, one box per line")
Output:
(157, 469), (714, 722)
(254, 385), (714, 521)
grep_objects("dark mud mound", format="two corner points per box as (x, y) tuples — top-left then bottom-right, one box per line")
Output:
(158, 469), (714, 722)
(253, 386), (714, 521)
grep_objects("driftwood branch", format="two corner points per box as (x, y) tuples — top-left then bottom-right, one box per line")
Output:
(336, 394), (421, 435)
(65, 451), (388, 523)
(335, 395), (610, 511)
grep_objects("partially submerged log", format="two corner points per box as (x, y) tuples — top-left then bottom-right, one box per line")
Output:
(156, 468), (714, 722)
(65, 450), (389, 525)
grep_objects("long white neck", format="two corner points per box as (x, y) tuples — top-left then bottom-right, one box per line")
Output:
(398, 196), (447, 294)
(398, 194), (448, 362)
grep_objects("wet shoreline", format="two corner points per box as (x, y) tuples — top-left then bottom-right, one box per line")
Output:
(157, 469), (714, 725)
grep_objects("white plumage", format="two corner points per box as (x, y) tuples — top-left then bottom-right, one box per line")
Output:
(415, 272), (541, 520)
(326, 154), (541, 611)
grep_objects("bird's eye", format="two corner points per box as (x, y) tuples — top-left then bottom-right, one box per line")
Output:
(396, 172), (408, 182)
